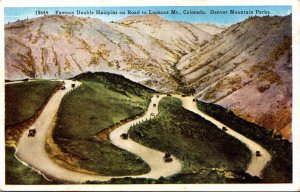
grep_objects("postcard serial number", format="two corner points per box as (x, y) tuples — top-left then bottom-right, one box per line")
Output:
(35, 10), (49, 15)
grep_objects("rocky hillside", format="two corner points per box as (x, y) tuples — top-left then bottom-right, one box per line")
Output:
(117, 14), (212, 50)
(178, 15), (292, 140)
(5, 14), (211, 92)
(5, 14), (292, 140)
(194, 23), (226, 35)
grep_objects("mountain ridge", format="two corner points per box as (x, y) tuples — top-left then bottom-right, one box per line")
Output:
(5, 14), (292, 140)
(5, 15), (212, 92)
(178, 15), (292, 140)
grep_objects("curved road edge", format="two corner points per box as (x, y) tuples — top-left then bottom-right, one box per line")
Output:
(14, 83), (182, 183)
(13, 80), (270, 183)
(109, 95), (182, 179)
(172, 95), (272, 178)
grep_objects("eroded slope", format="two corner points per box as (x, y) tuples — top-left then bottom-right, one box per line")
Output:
(178, 15), (292, 140)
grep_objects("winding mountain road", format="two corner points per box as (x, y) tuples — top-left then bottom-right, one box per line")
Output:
(14, 82), (181, 183)
(109, 95), (182, 179)
(172, 95), (271, 177)
(14, 81), (270, 183)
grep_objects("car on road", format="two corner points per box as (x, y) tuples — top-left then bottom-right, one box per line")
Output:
(153, 104), (157, 107)
(120, 133), (129, 139)
(181, 95), (186, 97)
(222, 126), (228, 131)
(150, 113), (155, 117)
(167, 94), (172, 97)
(256, 151), (261, 157)
(163, 152), (173, 162)
(193, 99), (196, 102)
(28, 128), (36, 137)
(60, 86), (66, 90)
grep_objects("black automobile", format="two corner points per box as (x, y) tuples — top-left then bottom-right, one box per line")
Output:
(256, 151), (261, 157)
(222, 126), (228, 131)
(163, 152), (173, 162)
(120, 133), (129, 139)
(28, 129), (36, 137)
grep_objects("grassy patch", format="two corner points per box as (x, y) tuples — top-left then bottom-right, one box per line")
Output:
(53, 72), (155, 176)
(128, 97), (252, 183)
(5, 146), (59, 184)
(5, 80), (61, 126)
(197, 101), (292, 183)
(86, 172), (261, 184)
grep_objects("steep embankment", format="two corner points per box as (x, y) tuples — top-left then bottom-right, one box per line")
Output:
(178, 15), (292, 140)
(51, 72), (155, 176)
(5, 80), (61, 145)
(5, 14), (292, 139)
(15, 80), (181, 183)
(5, 15), (211, 92)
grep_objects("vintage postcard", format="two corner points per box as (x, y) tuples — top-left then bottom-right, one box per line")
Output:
(0, 0), (299, 191)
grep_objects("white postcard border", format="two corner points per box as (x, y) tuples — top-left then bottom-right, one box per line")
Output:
(0, 0), (299, 191)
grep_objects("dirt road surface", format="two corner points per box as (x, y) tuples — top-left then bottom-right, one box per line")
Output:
(173, 95), (271, 178)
